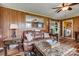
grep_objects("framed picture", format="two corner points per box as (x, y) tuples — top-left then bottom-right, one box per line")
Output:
(34, 22), (44, 28)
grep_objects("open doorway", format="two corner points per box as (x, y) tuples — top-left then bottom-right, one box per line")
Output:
(62, 19), (73, 39)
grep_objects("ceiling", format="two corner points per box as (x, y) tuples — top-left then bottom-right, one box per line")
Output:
(0, 3), (79, 20)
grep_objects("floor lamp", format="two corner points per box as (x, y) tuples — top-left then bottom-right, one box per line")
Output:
(10, 24), (18, 38)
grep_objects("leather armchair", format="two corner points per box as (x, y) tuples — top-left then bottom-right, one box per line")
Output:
(21, 31), (34, 52)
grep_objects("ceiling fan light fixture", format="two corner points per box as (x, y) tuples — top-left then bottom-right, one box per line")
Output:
(62, 6), (69, 11)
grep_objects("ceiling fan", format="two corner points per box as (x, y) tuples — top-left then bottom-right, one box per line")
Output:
(52, 3), (79, 13)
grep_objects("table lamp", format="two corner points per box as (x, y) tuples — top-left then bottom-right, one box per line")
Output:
(10, 24), (18, 38)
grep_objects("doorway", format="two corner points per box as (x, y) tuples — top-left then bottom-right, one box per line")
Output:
(62, 19), (73, 39)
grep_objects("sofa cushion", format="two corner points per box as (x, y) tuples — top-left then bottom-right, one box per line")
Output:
(44, 33), (50, 39)
(25, 33), (33, 41)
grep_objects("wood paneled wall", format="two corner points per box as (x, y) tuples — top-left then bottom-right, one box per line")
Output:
(0, 7), (3, 34)
(0, 7), (26, 38)
(73, 16), (79, 38)
(73, 16), (79, 32)
(0, 7), (50, 38)
(0, 7), (1, 28)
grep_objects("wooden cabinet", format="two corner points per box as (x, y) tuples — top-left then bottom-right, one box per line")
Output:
(75, 32), (79, 42)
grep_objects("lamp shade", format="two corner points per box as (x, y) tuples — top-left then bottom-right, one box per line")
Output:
(10, 24), (18, 29)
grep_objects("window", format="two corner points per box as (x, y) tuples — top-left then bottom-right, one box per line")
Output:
(25, 15), (44, 29)
(26, 22), (32, 29)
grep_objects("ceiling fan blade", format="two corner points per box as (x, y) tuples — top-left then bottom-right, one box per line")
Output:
(69, 3), (79, 6)
(56, 9), (61, 13)
(68, 7), (72, 10)
(52, 7), (62, 9)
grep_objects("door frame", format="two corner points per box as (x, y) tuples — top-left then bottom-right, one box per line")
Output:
(62, 19), (73, 39)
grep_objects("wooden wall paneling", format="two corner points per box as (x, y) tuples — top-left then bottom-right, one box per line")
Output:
(73, 17), (79, 32)
(0, 7), (25, 38)
(44, 18), (49, 32)
(3, 8), (10, 37)
(73, 17), (79, 38)
(47, 18), (51, 33)
(0, 7), (1, 28)
(0, 7), (51, 38)
(9, 8), (14, 37)
(0, 7), (3, 35)
(17, 11), (26, 38)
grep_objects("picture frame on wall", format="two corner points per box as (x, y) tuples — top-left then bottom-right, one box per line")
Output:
(34, 22), (44, 28)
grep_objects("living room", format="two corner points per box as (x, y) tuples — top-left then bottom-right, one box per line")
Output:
(0, 3), (79, 56)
